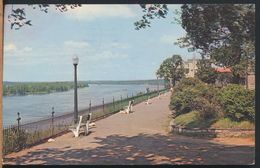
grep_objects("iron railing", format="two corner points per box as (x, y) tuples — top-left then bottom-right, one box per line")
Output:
(3, 88), (168, 155)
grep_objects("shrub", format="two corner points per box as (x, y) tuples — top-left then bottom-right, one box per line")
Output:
(3, 127), (28, 154)
(174, 77), (204, 92)
(171, 78), (222, 118)
(217, 84), (255, 122)
(192, 97), (223, 120)
(170, 86), (202, 115)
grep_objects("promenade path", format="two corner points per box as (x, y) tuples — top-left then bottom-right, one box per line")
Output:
(4, 92), (254, 165)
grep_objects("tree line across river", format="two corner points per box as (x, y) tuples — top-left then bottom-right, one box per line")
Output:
(3, 81), (89, 96)
(3, 79), (166, 96)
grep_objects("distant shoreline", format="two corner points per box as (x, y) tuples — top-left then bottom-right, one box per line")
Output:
(3, 81), (89, 97)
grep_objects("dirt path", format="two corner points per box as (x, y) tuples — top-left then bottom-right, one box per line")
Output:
(4, 92), (255, 165)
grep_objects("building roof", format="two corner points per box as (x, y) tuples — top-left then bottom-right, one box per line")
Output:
(215, 67), (232, 73)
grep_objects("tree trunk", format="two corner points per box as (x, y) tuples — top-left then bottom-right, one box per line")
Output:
(172, 78), (176, 87)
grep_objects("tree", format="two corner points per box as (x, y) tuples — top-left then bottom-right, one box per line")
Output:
(7, 4), (81, 30)
(195, 59), (217, 84)
(134, 4), (168, 30)
(135, 4), (255, 85)
(156, 55), (185, 87)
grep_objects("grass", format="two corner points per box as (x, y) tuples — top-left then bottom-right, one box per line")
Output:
(211, 118), (255, 129)
(174, 111), (215, 129)
(174, 111), (255, 129)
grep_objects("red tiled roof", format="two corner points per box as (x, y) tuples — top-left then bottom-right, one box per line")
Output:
(215, 67), (232, 73)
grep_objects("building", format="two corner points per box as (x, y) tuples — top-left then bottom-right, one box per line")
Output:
(183, 57), (199, 78)
(214, 67), (233, 87)
(214, 66), (255, 90)
(246, 64), (255, 90)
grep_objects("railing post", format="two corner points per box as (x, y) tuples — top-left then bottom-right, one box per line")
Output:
(120, 95), (122, 108)
(51, 107), (55, 136)
(17, 112), (21, 131)
(127, 94), (128, 99)
(102, 98), (105, 113)
(17, 112), (21, 150)
(89, 99), (92, 114)
(113, 96), (115, 110)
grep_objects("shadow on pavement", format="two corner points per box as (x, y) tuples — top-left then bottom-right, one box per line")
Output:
(4, 133), (254, 165)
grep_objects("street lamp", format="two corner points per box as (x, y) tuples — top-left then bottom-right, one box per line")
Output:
(73, 55), (79, 124)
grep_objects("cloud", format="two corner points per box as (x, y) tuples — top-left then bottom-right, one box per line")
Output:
(21, 47), (33, 52)
(4, 43), (32, 54)
(92, 50), (128, 61)
(64, 40), (90, 49)
(65, 5), (135, 21)
(4, 43), (17, 52)
(109, 42), (130, 49)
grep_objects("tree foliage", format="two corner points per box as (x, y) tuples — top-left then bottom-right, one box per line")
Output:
(179, 4), (255, 83)
(195, 59), (217, 84)
(171, 78), (222, 119)
(216, 84), (255, 122)
(179, 4), (255, 55)
(8, 4), (81, 30)
(134, 4), (168, 30)
(135, 4), (255, 84)
(3, 81), (88, 96)
(171, 78), (255, 123)
(156, 55), (185, 86)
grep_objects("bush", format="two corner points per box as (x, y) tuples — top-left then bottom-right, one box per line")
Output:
(192, 97), (223, 120)
(174, 77), (204, 92)
(170, 87), (201, 115)
(170, 78), (206, 115)
(171, 78), (222, 118)
(3, 127), (28, 154)
(216, 84), (255, 122)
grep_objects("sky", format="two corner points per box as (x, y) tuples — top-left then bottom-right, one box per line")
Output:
(3, 4), (200, 82)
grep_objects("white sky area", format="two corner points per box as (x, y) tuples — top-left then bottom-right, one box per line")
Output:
(4, 4), (200, 82)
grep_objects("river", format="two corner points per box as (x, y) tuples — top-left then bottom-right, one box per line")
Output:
(3, 84), (164, 126)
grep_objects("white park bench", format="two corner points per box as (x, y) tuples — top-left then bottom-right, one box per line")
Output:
(145, 96), (151, 105)
(158, 92), (162, 99)
(120, 100), (133, 114)
(69, 113), (92, 138)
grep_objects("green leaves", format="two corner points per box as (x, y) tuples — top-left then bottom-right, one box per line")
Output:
(171, 78), (255, 124)
(134, 4), (169, 30)
(195, 59), (217, 84)
(180, 4), (255, 65)
(156, 55), (185, 86)
(8, 4), (82, 30)
(3, 81), (89, 96)
(217, 84), (255, 122)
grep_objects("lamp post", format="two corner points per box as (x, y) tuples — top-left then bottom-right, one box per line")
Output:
(73, 55), (79, 124)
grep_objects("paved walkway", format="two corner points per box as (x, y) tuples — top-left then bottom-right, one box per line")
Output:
(4, 92), (255, 165)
